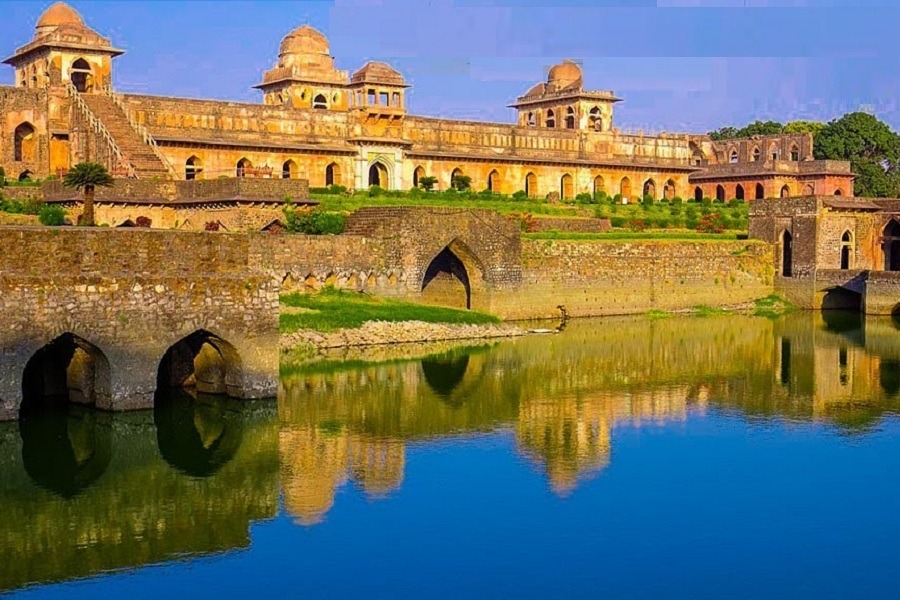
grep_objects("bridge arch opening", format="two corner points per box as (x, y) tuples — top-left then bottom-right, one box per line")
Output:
(421, 350), (471, 404)
(883, 220), (900, 271)
(421, 240), (482, 310)
(21, 333), (111, 415)
(821, 287), (862, 312)
(156, 330), (244, 399)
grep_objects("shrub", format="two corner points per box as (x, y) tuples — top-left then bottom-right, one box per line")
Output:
(284, 208), (345, 235)
(655, 217), (671, 229)
(610, 216), (627, 228)
(642, 194), (655, 206)
(38, 204), (66, 226)
(135, 215), (152, 228)
(612, 193), (623, 204)
(368, 185), (384, 197)
(697, 212), (727, 234)
(575, 192), (593, 204)
(628, 218), (647, 232)
(727, 197), (744, 208)
(594, 191), (609, 203)
(593, 207), (609, 219)
(0, 166), (5, 186)
(204, 221), (221, 231)
(329, 184), (347, 194)
(478, 188), (496, 198)
(685, 217), (699, 230)
(672, 196), (684, 205)
(451, 174), (472, 191)
(701, 197), (713, 207)
(685, 206), (699, 219)
(512, 190), (528, 201)
(45, 174), (58, 182)
(417, 176), (438, 191)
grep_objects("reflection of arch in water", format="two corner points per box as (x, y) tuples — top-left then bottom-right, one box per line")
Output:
(21, 333), (111, 413)
(421, 352), (471, 405)
(821, 307), (863, 334)
(154, 390), (243, 477)
(880, 360), (900, 397)
(157, 330), (244, 398)
(19, 403), (111, 498)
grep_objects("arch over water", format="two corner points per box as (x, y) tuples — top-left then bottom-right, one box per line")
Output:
(821, 287), (862, 312)
(421, 240), (481, 310)
(156, 330), (244, 399)
(21, 333), (111, 414)
(421, 351), (471, 405)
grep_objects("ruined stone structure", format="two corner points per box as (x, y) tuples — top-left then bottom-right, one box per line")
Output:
(2, 2), (852, 203)
(749, 196), (900, 314)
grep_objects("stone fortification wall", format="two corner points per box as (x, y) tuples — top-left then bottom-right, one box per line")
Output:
(490, 238), (774, 319)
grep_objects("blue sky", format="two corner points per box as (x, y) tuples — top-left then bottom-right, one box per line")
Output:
(2, 0), (899, 133)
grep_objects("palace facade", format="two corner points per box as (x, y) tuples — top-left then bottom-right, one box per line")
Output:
(1, 2), (854, 202)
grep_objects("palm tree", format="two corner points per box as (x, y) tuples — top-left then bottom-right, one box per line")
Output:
(62, 162), (114, 226)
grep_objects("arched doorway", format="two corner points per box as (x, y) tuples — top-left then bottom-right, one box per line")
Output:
(236, 158), (252, 178)
(70, 58), (91, 93)
(413, 166), (425, 188)
(620, 177), (632, 199)
(735, 184), (745, 201)
(560, 173), (573, 200)
(883, 220), (900, 271)
(156, 330), (244, 398)
(593, 175), (605, 196)
(421, 245), (473, 309)
(282, 160), (298, 179)
(694, 186), (703, 202)
(565, 107), (576, 129)
(546, 109), (555, 128)
(14, 122), (35, 162)
(781, 230), (793, 277)
(185, 156), (203, 180)
(716, 185), (726, 202)
(756, 183), (765, 199)
(841, 231), (852, 270)
(834, 189), (844, 196)
(643, 179), (656, 199)
(21, 333), (111, 414)
(368, 162), (389, 188)
(664, 179), (676, 200)
(326, 162), (342, 186)
(780, 185), (791, 198)
(525, 172), (537, 198)
(487, 170), (500, 192)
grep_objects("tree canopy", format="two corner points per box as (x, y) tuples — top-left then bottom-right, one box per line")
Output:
(814, 112), (900, 197)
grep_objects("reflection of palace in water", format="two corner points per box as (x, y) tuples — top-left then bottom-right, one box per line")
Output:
(277, 313), (900, 518)
(3, 313), (900, 591)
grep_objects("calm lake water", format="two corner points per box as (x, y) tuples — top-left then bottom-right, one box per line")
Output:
(3, 312), (900, 598)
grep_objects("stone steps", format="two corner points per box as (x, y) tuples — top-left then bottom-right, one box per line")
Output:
(81, 94), (171, 179)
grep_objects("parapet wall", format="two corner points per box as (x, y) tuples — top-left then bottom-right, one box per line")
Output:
(491, 238), (775, 319)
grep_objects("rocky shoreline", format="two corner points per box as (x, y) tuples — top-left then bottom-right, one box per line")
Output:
(281, 319), (528, 352)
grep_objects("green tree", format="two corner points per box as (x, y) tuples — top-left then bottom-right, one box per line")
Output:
(708, 126), (739, 141)
(450, 174), (472, 191)
(736, 120), (784, 138)
(784, 120), (825, 137)
(62, 162), (114, 226)
(418, 175), (438, 192)
(815, 112), (900, 197)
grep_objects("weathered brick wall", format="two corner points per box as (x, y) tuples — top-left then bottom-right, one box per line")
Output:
(488, 238), (774, 319)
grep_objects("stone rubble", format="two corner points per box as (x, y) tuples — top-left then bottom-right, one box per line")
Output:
(281, 320), (527, 350)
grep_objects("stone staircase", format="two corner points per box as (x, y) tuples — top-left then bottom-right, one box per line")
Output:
(80, 94), (172, 179)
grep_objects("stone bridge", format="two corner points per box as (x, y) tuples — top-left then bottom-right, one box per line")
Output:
(783, 269), (900, 314)
(0, 208), (523, 420)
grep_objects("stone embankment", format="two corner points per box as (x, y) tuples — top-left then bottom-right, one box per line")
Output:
(281, 320), (526, 351)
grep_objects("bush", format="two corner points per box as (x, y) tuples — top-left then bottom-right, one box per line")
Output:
(38, 204), (66, 226)
(642, 194), (655, 206)
(594, 191), (609, 203)
(685, 217), (699, 230)
(368, 185), (384, 197)
(418, 176), (438, 191)
(610, 216), (627, 228)
(135, 215), (152, 228)
(0, 166), (5, 186)
(727, 198), (744, 208)
(451, 174), (472, 191)
(204, 221), (221, 231)
(701, 197), (713, 207)
(628, 218), (647, 232)
(685, 206), (699, 219)
(512, 190), (528, 201)
(697, 212), (727, 234)
(672, 196), (683, 205)
(575, 192), (593, 204)
(612, 193), (623, 204)
(655, 217), (671, 229)
(284, 208), (346, 235)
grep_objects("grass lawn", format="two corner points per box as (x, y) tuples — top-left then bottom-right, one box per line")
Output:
(524, 231), (747, 242)
(280, 288), (500, 333)
(310, 191), (588, 216)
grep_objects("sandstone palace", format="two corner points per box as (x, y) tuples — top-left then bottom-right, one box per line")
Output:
(1, 2), (854, 203)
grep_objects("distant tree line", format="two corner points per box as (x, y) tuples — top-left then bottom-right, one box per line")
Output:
(708, 113), (900, 197)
